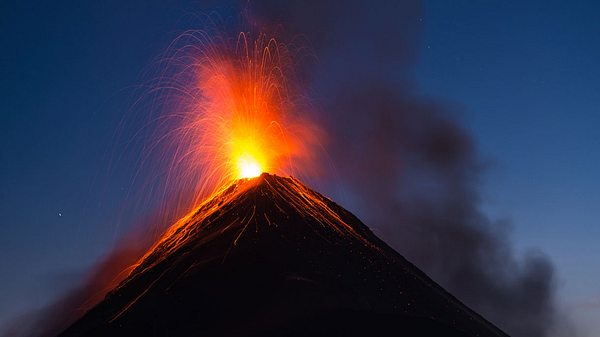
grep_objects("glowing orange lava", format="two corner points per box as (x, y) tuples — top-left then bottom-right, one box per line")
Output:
(237, 153), (262, 178)
(167, 31), (320, 200)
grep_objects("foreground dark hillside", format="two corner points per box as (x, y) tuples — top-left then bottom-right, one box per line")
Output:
(59, 174), (509, 337)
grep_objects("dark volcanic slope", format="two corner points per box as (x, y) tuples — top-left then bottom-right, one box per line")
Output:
(60, 174), (509, 337)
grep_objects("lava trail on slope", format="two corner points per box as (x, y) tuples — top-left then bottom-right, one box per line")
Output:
(59, 174), (509, 337)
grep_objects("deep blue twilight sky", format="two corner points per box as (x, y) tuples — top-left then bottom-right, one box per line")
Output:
(0, 1), (598, 336)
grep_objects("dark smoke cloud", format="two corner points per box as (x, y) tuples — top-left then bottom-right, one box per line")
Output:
(248, 1), (559, 336)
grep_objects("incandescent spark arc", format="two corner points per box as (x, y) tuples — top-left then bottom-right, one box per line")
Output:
(163, 31), (320, 202)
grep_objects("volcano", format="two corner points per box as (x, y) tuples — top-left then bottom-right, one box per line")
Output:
(59, 174), (508, 337)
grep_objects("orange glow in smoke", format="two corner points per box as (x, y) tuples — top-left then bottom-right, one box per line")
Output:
(174, 32), (319, 194)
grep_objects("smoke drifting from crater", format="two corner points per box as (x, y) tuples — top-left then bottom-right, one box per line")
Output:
(248, 1), (558, 336)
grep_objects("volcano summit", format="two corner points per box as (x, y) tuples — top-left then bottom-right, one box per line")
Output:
(59, 174), (508, 337)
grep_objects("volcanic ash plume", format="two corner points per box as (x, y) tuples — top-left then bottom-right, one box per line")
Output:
(247, 1), (558, 337)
